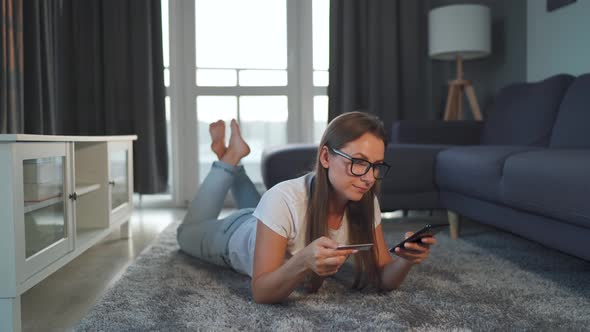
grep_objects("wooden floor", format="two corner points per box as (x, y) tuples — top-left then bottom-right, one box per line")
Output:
(21, 195), (186, 332)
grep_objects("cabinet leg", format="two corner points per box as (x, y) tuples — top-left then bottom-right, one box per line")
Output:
(120, 220), (131, 239)
(447, 210), (460, 239)
(0, 296), (21, 332)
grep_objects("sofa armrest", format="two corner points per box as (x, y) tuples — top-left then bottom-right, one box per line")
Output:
(391, 120), (483, 145)
(261, 144), (317, 189)
(378, 143), (453, 211)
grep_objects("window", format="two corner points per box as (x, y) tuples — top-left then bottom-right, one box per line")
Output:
(167, 0), (329, 203)
(161, 0), (172, 193)
(312, 0), (330, 142)
(195, 0), (290, 184)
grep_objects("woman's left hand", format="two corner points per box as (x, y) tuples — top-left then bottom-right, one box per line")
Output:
(393, 232), (437, 265)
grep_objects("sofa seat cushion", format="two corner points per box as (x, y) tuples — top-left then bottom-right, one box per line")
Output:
(501, 150), (590, 228)
(436, 146), (540, 202)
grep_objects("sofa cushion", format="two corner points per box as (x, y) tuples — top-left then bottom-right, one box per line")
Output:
(436, 146), (540, 202)
(501, 150), (590, 228)
(550, 74), (590, 148)
(481, 74), (574, 146)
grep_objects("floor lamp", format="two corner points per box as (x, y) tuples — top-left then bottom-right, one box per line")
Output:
(429, 4), (491, 121)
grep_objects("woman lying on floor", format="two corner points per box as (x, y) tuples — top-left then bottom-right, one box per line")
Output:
(177, 112), (437, 304)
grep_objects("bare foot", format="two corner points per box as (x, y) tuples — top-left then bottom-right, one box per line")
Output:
(209, 120), (226, 160)
(221, 119), (250, 166)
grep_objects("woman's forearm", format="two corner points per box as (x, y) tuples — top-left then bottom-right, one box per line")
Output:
(251, 252), (311, 304)
(379, 258), (413, 291)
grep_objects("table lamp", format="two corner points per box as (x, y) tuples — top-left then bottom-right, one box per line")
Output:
(429, 4), (491, 120)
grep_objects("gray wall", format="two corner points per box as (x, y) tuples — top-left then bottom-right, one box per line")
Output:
(427, 0), (527, 119)
(527, 0), (590, 81)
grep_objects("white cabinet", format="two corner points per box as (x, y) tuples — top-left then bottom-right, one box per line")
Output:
(0, 134), (137, 332)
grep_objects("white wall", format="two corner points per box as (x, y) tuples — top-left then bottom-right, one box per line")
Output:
(527, 0), (590, 81)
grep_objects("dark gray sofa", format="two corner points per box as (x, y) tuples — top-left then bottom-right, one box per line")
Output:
(261, 73), (590, 261)
(386, 73), (590, 261)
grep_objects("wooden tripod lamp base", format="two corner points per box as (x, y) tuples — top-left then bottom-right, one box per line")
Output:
(443, 56), (483, 121)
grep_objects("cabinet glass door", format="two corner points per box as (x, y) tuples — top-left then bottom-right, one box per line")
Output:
(15, 142), (74, 281)
(23, 157), (66, 258)
(109, 145), (130, 212)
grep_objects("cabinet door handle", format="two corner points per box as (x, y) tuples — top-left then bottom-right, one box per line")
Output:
(69, 192), (78, 201)
(108, 180), (116, 186)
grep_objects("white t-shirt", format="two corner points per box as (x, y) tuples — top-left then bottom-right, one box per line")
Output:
(227, 173), (382, 277)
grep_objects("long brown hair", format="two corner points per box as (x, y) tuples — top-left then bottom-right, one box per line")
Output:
(305, 111), (387, 291)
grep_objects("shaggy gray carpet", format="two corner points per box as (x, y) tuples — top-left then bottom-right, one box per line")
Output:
(75, 217), (590, 331)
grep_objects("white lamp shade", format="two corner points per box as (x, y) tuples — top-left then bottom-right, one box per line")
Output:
(429, 4), (491, 61)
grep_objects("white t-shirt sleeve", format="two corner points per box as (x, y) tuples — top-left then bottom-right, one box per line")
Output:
(252, 187), (294, 239)
(374, 196), (382, 228)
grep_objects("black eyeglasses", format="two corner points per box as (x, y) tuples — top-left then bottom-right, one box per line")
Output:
(329, 147), (390, 180)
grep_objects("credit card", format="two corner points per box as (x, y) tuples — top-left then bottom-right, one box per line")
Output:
(336, 243), (374, 251)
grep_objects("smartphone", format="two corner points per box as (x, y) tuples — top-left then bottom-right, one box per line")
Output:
(389, 224), (447, 253)
(336, 243), (374, 251)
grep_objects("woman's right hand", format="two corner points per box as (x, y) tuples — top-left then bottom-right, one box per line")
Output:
(302, 236), (357, 277)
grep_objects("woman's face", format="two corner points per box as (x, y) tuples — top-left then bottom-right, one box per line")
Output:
(320, 132), (386, 203)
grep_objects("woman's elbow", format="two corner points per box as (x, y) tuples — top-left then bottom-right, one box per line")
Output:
(252, 293), (274, 304)
(378, 281), (401, 292)
(251, 280), (283, 304)
(252, 291), (284, 304)
(251, 287), (271, 304)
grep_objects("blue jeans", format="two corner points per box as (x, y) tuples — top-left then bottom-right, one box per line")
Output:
(177, 161), (261, 267)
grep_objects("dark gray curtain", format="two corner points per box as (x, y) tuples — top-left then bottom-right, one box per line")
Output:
(0, 0), (23, 133)
(22, 0), (168, 194)
(328, 0), (429, 135)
